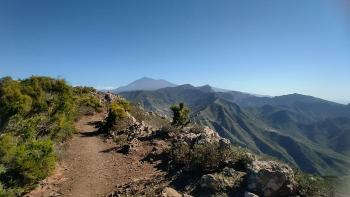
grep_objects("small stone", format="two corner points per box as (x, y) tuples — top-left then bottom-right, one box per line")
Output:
(244, 191), (259, 197)
(161, 187), (182, 197)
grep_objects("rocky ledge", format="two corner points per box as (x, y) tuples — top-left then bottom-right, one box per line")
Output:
(102, 102), (303, 197)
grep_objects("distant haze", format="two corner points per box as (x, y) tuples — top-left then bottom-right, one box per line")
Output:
(108, 77), (349, 105)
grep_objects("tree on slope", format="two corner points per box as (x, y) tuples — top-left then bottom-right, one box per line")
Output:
(170, 103), (190, 127)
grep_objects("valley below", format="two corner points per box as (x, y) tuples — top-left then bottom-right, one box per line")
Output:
(119, 79), (350, 176)
(0, 76), (349, 197)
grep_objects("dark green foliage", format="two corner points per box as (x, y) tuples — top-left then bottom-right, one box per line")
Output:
(0, 76), (78, 142)
(5, 115), (46, 140)
(74, 86), (102, 116)
(0, 77), (32, 128)
(101, 100), (131, 133)
(0, 134), (56, 195)
(169, 141), (252, 174)
(0, 76), (102, 195)
(73, 86), (96, 94)
(170, 103), (190, 127)
(295, 172), (337, 197)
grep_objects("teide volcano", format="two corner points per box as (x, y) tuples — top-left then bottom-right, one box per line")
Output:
(113, 77), (177, 92)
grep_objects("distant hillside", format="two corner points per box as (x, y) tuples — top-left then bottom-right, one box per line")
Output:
(114, 77), (176, 92)
(120, 85), (350, 176)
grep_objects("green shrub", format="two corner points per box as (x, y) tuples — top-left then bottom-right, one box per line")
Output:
(50, 113), (76, 142)
(74, 87), (102, 116)
(0, 184), (19, 197)
(0, 77), (32, 127)
(5, 115), (46, 141)
(169, 142), (191, 166)
(15, 139), (56, 185)
(169, 141), (252, 174)
(73, 86), (96, 94)
(0, 134), (56, 192)
(110, 102), (129, 120)
(170, 103), (190, 127)
(101, 100), (131, 133)
(295, 172), (336, 197)
(0, 76), (102, 195)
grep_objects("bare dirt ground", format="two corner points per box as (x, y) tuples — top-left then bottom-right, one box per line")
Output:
(26, 113), (164, 197)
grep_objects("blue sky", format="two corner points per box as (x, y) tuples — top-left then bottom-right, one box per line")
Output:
(1, 0), (349, 103)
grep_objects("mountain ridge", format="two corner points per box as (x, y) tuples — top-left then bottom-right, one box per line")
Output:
(120, 85), (350, 176)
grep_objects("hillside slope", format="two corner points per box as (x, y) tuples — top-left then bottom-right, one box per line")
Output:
(120, 85), (350, 176)
(2, 76), (344, 197)
(28, 95), (341, 197)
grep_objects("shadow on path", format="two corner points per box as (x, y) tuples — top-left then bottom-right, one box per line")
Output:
(79, 130), (102, 137)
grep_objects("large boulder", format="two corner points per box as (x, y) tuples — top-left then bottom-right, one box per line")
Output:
(176, 126), (222, 145)
(247, 160), (297, 197)
(196, 126), (221, 144)
(200, 168), (246, 193)
(109, 115), (154, 140)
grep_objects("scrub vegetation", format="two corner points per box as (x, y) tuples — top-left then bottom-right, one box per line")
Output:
(0, 76), (102, 196)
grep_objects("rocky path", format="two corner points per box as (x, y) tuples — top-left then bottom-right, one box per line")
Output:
(27, 113), (161, 197)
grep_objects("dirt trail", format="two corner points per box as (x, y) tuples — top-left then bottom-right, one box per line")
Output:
(27, 113), (161, 197)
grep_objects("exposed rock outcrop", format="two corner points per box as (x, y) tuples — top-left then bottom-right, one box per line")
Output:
(104, 98), (302, 197)
(161, 187), (182, 197)
(200, 168), (246, 193)
(174, 126), (225, 145)
(247, 160), (297, 197)
(108, 115), (153, 142)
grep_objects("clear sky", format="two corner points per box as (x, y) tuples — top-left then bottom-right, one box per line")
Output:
(1, 0), (349, 104)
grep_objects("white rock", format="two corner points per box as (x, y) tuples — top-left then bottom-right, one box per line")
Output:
(247, 160), (297, 197)
(244, 191), (259, 197)
(161, 187), (182, 197)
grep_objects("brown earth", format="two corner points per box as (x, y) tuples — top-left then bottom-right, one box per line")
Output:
(26, 113), (165, 197)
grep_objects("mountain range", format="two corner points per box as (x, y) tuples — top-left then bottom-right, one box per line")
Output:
(112, 77), (260, 95)
(112, 77), (177, 92)
(117, 78), (350, 176)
